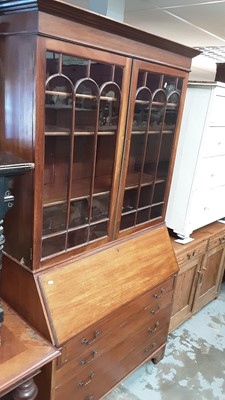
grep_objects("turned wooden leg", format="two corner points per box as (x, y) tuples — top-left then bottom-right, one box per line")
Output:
(151, 344), (166, 365)
(12, 379), (38, 400)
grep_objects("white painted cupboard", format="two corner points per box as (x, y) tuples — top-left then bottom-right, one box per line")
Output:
(166, 81), (225, 239)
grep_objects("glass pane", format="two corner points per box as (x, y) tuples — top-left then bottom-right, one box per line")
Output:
(43, 204), (67, 236)
(99, 84), (120, 130)
(90, 62), (113, 87)
(89, 221), (108, 241)
(62, 55), (89, 84)
(67, 227), (88, 248)
(45, 77), (73, 134)
(143, 134), (161, 181)
(75, 80), (98, 133)
(146, 73), (162, 92)
(69, 199), (89, 228)
(44, 137), (70, 204)
(125, 134), (145, 186)
(114, 66), (123, 88)
(177, 78), (183, 93)
(122, 188), (138, 213)
(91, 194), (110, 223)
(137, 209), (150, 224)
(152, 182), (166, 204)
(42, 234), (66, 258)
(120, 213), (136, 231)
(72, 136), (95, 198)
(138, 185), (152, 208)
(157, 134), (174, 179)
(94, 135), (116, 194)
(163, 75), (177, 95)
(137, 70), (147, 88)
(133, 88), (151, 132)
(46, 52), (59, 79)
(150, 204), (163, 220)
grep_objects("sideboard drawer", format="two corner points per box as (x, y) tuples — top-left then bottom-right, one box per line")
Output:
(208, 230), (225, 250)
(176, 241), (207, 265)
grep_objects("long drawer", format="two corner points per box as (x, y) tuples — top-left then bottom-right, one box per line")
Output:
(58, 277), (174, 367)
(55, 324), (169, 400)
(55, 302), (172, 387)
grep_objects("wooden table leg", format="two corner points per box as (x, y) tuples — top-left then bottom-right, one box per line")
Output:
(12, 379), (38, 400)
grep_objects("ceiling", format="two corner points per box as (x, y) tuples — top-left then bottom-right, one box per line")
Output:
(63, 0), (225, 79)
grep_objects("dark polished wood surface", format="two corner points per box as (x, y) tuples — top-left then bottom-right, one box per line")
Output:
(0, 301), (59, 398)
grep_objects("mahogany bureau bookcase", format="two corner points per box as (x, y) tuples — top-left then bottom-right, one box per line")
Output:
(0, 1), (199, 399)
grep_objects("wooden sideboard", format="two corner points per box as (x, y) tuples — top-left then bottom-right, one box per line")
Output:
(169, 221), (225, 332)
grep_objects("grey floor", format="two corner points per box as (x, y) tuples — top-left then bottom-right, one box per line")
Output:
(104, 283), (225, 400)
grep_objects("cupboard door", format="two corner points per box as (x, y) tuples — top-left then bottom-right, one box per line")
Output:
(192, 244), (225, 313)
(169, 257), (202, 332)
(36, 39), (131, 262)
(116, 60), (186, 236)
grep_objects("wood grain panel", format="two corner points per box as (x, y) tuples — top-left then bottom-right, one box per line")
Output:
(37, 226), (178, 345)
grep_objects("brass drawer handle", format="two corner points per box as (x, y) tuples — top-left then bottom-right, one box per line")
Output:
(147, 321), (159, 334)
(77, 371), (95, 387)
(187, 250), (196, 260)
(81, 330), (100, 345)
(150, 304), (160, 315)
(153, 288), (164, 299)
(80, 350), (97, 365)
(219, 235), (225, 244)
(144, 342), (156, 353)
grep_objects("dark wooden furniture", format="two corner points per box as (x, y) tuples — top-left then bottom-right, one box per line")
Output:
(0, 153), (34, 342)
(0, 301), (59, 400)
(169, 222), (225, 332)
(0, 1), (198, 399)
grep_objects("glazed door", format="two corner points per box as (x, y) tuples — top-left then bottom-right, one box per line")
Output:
(34, 38), (131, 265)
(115, 60), (187, 237)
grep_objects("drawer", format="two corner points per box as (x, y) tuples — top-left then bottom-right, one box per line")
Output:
(203, 127), (225, 157)
(55, 323), (169, 400)
(176, 242), (207, 265)
(58, 277), (174, 365)
(208, 231), (225, 250)
(55, 304), (172, 387)
(198, 156), (225, 189)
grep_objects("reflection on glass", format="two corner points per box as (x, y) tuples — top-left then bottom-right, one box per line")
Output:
(139, 185), (152, 208)
(67, 228), (88, 248)
(157, 134), (173, 179)
(42, 234), (66, 258)
(143, 134), (160, 179)
(90, 62), (113, 87)
(89, 221), (108, 241)
(43, 204), (67, 236)
(75, 79), (98, 133)
(72, 136), (94, 198)
(163, 76), (177, 95)
(45, 76), (73, 133)
(120, 213), (136, 230)
(95, 136), (116, 193)
(62, 55), (89, 84)
(69, 199), (89, 228)
(46, 52), (59, 79)
(91, 194), (110, 223)
(122, 188), (138, 213)
(136, 209), (150, 224)
(44, 137), (70, 204)
(99, 83), (120, 130)
(150, 204), (163, 220)
(152, 182), (166, 204)
(132, 88), (151, 131)
(125, 134), (145, 186)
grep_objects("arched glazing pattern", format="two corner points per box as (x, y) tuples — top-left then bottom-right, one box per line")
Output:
(42, 51), (122, 258)
(120, 71), (182, 231)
